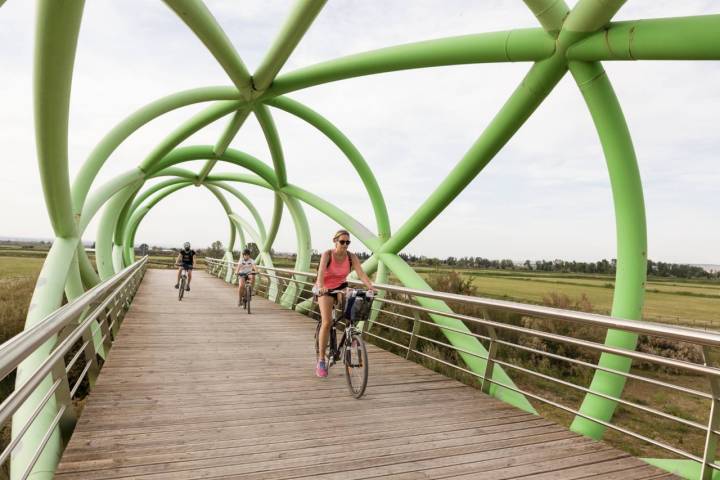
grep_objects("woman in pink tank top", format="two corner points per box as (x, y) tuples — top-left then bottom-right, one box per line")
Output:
(314, 229), (375, 377)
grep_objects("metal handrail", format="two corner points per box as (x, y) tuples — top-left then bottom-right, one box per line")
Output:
(0, 256), (147, 478)
(212, 259), (720, 348)
(205, 256), (720, 473)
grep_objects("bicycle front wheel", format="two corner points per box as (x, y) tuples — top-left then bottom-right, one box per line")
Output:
(178, 277), (185, 301)
(344, 334), (368, 398)
(246, 285), (252, 314)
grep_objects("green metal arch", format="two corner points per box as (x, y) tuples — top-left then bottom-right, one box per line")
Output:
(15, 1), (720, 477)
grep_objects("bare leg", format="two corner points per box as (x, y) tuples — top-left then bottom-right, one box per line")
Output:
(317, 295), (334, 362)
(188, 269), (193, 285)
(238, 278), (246, 302)
(176, 268), (181, 284)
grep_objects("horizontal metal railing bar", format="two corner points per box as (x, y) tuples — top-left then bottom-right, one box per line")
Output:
(367, 320), (413, 336)
(416, 325), (718, 437)
(0, 264), (144, 429)
(393, 300), (720, 377)
(370, 306), (415, 322)
(70, 359), (94, 398)
(0, 377), (61, 465)
(488, 356), (707, 432)
(406, 314), (712, 399)
(493, 334), (712, 400)
(258, 272), (315, 288)
(0, 258), (146, 381)
(411, 347), (481, 379)
(480, 375), (710, 467)
(19, 404), (67, 480)
(64, 339), (90, 374)
(414, 333), (489, 362)
(363, 331), (410, 351)
(248, 263), (719, 347)
(412, 316), (490, 342)
(408, 342), (710, 466)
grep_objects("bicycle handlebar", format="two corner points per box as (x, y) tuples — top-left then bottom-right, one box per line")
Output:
(318, 287), (375, 298)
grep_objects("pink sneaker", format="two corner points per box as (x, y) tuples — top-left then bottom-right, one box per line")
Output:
(315, 360), (328, 378)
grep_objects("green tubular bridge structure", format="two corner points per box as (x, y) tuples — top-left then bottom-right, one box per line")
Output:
(5, 0), (720, 478)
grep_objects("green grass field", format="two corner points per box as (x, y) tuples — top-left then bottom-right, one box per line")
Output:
(411, 268), (720, 328)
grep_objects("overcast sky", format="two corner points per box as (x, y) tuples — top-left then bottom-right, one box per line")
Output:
(0, 1), (717, 263)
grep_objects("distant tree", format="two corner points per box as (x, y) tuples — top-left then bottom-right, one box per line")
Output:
(207, 240), (224, 259)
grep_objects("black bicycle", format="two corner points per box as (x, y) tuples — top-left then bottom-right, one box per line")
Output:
(177, 265), (191, 301)
(238, 272), (256, 314)
(315, 288), (373, 398)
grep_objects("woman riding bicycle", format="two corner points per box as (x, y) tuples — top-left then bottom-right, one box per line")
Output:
(315, 229), (374, 378)
(235, 248), (257, 307)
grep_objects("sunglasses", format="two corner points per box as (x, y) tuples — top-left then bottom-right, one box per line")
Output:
(336, 240), (351, 246)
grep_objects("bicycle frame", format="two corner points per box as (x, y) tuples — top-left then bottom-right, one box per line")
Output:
(323, 292), (365, 367)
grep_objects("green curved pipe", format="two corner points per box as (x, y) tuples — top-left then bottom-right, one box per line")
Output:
(138, 101), (243, 173)
(264, 28), (556, 98)
(162, 0), (252, 95)
(380, 253), (536, 413)
(276, 192), (311, 307)
(71, 86), (241, 215)
(379, 56), (567, 256)
(567, 15), (720, 61)
(209, 182), (267, 242)
(263, 193), (284, 252)
(148, 145), (279, 188)
(96, 181), (143, 280)
(124, 183), (192, 256)
(23, 3), (713, 478)
(252, 0), (327, 92)
(568, 61), (647, 439)
(13, 2), (85, 478)
(254, 104), (288, 187)
(266, 96), (391, 240)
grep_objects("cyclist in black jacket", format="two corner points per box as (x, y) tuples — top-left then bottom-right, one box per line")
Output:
(174, 242), (196, 291)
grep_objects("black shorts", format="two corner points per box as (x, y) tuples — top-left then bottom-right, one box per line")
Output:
(327, 283), (348, 299)
(180, 263), (193, 270)
(238, 272), (253, 279)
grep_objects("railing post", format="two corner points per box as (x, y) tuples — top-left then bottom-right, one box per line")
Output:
(701, 346), (720, 480)
(290, 281), (304, 311)
(50, 358), (76, 444)
(480, 310), (498, 394)
(406, 310), (421, 360)
(99, 308), (113, 352)
(80, 325), (100, 388)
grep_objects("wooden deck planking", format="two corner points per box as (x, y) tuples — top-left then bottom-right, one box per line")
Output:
(55, 269), (677, 479)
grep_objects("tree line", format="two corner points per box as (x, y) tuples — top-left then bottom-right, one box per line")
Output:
(397, 253), (718, 279)
(137, 240), (717, 280)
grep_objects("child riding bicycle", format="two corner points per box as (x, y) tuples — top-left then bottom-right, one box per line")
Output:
(236, 248), (257, 307)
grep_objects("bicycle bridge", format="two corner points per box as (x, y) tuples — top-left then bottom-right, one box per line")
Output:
(51, 268), (673, 479)
(2, 1), (719, 479)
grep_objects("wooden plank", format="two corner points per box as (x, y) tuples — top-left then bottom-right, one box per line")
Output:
(55, 269), (677, 479)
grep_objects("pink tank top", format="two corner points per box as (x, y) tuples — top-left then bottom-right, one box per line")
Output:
(323, 252), (351, 290)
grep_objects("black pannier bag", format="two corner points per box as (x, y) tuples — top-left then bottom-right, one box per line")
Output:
(343, 290), (374, 322)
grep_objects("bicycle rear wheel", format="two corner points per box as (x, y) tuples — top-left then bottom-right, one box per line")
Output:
(344, 334), (368, 398)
